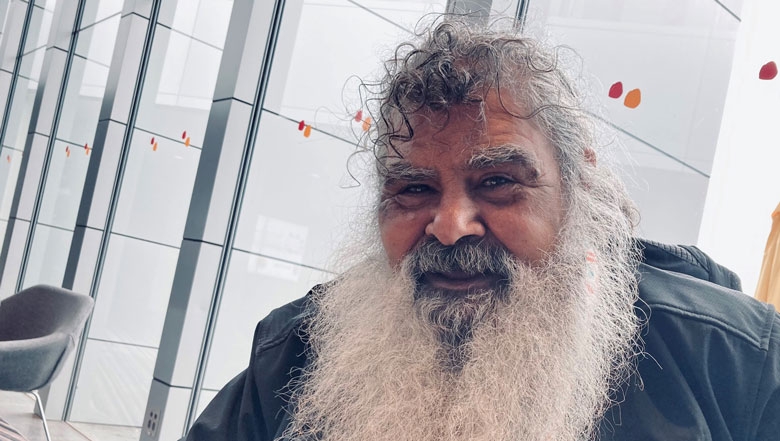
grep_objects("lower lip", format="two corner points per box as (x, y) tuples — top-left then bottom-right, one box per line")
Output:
(422, 273), (498, 291)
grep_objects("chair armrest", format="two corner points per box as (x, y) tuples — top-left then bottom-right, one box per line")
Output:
(0, 332), (71, 391)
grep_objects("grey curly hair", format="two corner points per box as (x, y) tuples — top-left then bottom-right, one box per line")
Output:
(370, 18), (638, 227)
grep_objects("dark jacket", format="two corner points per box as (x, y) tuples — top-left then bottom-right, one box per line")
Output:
(185, 240), (780, 441)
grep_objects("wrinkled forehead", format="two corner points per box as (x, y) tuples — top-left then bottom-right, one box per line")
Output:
(377, 89), (538, 159)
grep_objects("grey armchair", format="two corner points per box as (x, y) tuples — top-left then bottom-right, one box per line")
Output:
(0, 285), (94, 441)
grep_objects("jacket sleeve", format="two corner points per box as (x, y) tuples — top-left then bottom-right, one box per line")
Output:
(183, 367), (268, 441)
(752, 311), (780, 441)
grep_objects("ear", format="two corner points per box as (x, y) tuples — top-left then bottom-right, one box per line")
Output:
(583, 148), (597, 166)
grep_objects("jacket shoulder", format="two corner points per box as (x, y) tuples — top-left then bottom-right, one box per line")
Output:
(639, 239), (742, 291)
(253, 285), (322, 356)
(637, 261), (777, 350)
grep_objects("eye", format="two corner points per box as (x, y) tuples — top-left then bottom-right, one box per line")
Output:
(480, 176), (513, 188)
(400, 184), (432, 194)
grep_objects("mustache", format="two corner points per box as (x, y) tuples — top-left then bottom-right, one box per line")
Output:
(405, 238), (516, 279)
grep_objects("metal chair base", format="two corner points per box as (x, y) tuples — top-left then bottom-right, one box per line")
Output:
(31, 391), (52, 441)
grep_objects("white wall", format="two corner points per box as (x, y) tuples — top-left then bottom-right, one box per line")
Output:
(698, 0), (780, 296)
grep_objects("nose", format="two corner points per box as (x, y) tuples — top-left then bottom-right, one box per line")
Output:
(425, 192), (486, 245)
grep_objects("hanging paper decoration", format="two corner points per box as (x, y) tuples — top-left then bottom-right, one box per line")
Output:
(85, 143), (90, 155)
(151, 137), (158, 151)
(184, 137), (191, 147)
(354, 110), (363, 122)
(624, 89), (641, 109)
(182, 131), (187, 140)
(303, 125), (312, 138)
(298, 120), (305, 131)
(362, 117), (372, 132)
(608, 82), (623, 99)
(65, 146), (70, 157)
(6, 155), (10, 163)
(759, 61), (778, 80)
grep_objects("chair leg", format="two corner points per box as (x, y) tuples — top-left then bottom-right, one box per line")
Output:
(31, 391), (52, 441)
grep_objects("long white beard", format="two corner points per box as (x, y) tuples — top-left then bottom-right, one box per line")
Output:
(282, 180), (641, 441)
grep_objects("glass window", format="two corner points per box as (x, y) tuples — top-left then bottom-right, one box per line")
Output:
(528, 0), (739, 243)
(22, 6), (121, 289)
(0, 0), (56, 255)
(68, 0), (234, 427)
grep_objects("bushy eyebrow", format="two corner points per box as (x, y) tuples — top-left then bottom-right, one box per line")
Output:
(380, 162), (438, 184)
(466, 145), (541, 179)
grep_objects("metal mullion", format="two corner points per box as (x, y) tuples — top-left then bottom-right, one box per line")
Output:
(516, 0), (530, 30)
(16, 0), (87, 293)
(62, 0), (164, 420)
(183, 0), (288, 431)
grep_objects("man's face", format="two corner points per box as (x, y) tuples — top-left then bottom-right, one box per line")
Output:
(378, 94), (567, 288)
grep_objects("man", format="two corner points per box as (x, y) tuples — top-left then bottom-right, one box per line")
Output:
(186, 20), (780, 441)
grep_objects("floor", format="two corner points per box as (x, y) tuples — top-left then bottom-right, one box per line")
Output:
(0, 391), (140, 441)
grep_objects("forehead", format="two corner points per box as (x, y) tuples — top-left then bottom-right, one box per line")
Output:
(384, 96), (558, 173)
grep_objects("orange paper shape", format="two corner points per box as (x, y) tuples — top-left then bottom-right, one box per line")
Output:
(354, 110), (363, 122)
(184, 137), (191, 147)
(153, 142), (158, 151)
(85, 145), (90, 155)
(303, 125), (312, 138)
(362, 117), (372, 132)
(624, 89), (641, 108)
(65, 146), (70, 157)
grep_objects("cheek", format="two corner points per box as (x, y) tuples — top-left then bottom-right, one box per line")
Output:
(378, 210), (429, 265)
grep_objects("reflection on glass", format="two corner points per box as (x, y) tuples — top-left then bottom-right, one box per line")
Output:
(135, 25), (228, 147)
(22, 1), (55, 53)
(24, 13), (121, 288)
(3, 48), (45, 151)
(74, 0), (234, 428)
(79, 0), (122, 29)
(0, 1), (57, 250)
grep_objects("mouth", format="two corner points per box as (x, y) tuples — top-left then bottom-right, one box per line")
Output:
(420, 271), (502, 293)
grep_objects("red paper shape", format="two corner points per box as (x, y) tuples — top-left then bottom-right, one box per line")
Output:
(354, 110), (363, 122)
(182, 131), (187, 140)
(624, 89), (641, 109)
(759, 61), (778, 80)
(298, 120), (305, 131)
(608, 82), (623, 99)
(6, 155), (10, 163)
(303, 125), (312, 138)
(66, 146), (70, 157)
(151, 137), (155, 145)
